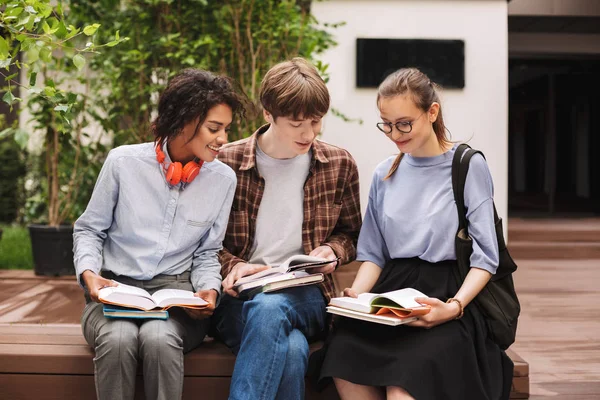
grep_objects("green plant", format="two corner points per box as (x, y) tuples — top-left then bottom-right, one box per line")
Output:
(70, 0), (342, 144)
(0, 0), (127, 226)
(0, 224), (33, 269)
(0, 115), (26, 223)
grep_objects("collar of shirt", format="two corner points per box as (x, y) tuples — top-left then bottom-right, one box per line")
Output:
(239, 124), (330, 172)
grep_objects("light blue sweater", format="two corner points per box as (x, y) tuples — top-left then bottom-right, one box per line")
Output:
(357, 145), (499, 274)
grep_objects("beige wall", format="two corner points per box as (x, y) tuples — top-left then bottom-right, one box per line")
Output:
(312, 0), (509, 222)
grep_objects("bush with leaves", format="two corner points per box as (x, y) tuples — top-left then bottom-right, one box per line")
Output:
(70, 0), (346, 144)
(0, 0), (126, 226)
(0, 115), (26, 223)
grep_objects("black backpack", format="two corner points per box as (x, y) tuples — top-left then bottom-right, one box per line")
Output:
(452, 144), (520, 350)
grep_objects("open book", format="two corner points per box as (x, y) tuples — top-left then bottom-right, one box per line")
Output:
(233, 255), (335, 295)
(98, 282), (208, 311)
(327, 288), (431, 325)
(236, 271), (324, 297)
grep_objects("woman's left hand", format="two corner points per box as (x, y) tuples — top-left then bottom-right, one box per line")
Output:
(404, 297), (461, 329)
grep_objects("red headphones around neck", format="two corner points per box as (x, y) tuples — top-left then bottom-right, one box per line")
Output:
(155, 142), (204, 186)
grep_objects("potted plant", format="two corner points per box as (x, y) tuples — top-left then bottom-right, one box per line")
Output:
(0, 0), (125, 275)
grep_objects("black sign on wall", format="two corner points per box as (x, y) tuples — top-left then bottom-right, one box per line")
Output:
(356, 38), (465, 89)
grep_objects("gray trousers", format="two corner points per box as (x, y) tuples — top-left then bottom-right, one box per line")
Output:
(81, 272), (209, 400)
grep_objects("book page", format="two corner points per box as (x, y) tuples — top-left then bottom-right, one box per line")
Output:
(280, 255), (332, 270)
(233, 266), (287, 287)
(152, 289), (208, 308)
(372, 288), (428, 309)
(329, 293), (378, 314)
(98, 283), (157, 311)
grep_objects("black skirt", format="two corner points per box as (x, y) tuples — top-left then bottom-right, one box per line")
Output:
(319, 258), (513, 400)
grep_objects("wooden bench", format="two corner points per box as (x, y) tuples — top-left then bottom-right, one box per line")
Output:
(0, 323), (528, 399)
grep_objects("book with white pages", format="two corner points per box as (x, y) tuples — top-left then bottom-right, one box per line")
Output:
(98, 282), (208, 311)
(328, 288), (431, 319)
(236, 271), (324, 297)
(326, 306), (418, 326)
(233, 254), (336, 290)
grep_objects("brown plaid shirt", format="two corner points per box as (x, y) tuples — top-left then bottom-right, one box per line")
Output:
(218, 125), (362, 302)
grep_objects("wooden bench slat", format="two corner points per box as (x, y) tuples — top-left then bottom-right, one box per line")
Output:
(0, 374), (341, 400)
(0, 323), (82, 336)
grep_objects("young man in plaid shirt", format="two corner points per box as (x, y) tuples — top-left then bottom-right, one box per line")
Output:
(212, 58), (362, 400)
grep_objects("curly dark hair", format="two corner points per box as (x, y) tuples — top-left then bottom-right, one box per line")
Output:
(152, 69), (249, 144)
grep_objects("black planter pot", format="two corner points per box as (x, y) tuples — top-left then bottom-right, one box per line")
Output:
(28, 224), (75, 276)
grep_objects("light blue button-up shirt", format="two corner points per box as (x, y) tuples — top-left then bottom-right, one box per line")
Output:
(73, 142), (236, 294)
(357, 145), (499, 274)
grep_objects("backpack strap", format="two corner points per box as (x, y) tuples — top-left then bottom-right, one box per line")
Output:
(452, 144), (500, 229)
(452, 144), (471, 231)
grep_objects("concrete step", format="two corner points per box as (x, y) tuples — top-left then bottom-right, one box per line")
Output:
(508, 241), (600, 260)
(508, 218), (600, 243)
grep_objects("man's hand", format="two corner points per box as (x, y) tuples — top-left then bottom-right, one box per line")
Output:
(184, 289), (218, 320)
(308, 245), (338, 275)
(81, 270), (118, 302)
(222, 263), (270, 298)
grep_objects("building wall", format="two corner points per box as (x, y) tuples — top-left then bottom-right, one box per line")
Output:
(312, 0), (509, 221)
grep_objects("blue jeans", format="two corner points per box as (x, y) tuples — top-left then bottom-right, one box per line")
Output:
(212, 285), (327, 400)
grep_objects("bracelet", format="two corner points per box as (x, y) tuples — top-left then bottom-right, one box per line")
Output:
(446, 298), (464, 320)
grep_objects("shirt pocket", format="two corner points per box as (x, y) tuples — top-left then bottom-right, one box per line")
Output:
(180, 219), (213, 248)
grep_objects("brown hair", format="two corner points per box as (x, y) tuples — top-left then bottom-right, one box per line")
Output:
(259, 57), (330, 120)
(378, 68), (451, 179)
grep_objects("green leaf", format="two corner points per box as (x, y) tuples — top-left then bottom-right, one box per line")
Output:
(0, 37), (9, 60)
(54, 104), (69, 112)
(115, 30), (120, 40)
(24, 6), (37, 14)
(0, 128), (14, 140)
(83, 24), (101, 36)
(106, 40), (120, 47)
(6, 7), (23, 17)
(26, 47), (39, 63)
(29, 72), (37, 86)
(40, 47), (52, 63)
(73, 54), (85, 70)
(42, 21), (51, 35)
(43, 86), (56, 96)
(14, 129), (30, 149)
(56, 21), (68, 39)
(2, 91), (19, 106)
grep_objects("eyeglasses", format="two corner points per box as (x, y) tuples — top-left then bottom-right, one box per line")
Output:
(376, 111), (426, 135)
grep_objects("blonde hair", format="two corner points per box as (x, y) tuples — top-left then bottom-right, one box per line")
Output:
(379, 68), (451, 180)
(260, 57), (330, 120)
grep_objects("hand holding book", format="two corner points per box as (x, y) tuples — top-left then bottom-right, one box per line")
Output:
(327, 288), (432, 326)
(222, 263), (271, 297)
(307, 245), (339, 274)
(400, 296), (464, 329)
(82, 269), (119, 302)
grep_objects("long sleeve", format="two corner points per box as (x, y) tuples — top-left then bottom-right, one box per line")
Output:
(73, 150), (120, 286)
(191, 176), (237, 297)
(323, 160), (362, 265)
